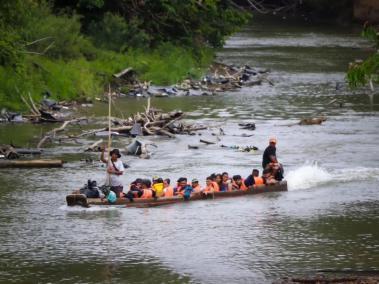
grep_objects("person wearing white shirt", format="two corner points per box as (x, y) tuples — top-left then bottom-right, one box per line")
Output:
(100, 147), (125, 198)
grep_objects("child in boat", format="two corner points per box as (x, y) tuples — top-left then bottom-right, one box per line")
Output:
(152, 176), (164, 197)
(191, 178), (202, 193)
(232, 175), (247, 191)
(262, 169), (278, 185)
(220, 172), (232, 192)
(139, 179), (156, 199)
(163, 178), (174, 197)
(100, 147), (125, 198)
(175, 177), (193, 200)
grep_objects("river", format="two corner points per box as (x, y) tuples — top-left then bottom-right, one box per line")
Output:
(0, 17), (378, 283)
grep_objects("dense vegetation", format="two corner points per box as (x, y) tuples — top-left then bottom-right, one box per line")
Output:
(347, 24), (379, 89)
(0, 0), (249, 110)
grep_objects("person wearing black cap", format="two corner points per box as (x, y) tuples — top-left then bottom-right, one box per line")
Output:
(100, 147), (125, 198)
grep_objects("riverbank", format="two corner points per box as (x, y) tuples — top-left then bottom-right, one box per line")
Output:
(0, 1), (249, 111)
(0, 44), (214, 111)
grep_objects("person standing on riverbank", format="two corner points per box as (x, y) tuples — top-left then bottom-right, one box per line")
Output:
(100, 147), (125, 197)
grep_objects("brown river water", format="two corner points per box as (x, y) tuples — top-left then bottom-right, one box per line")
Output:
(0, 17), (378, 283)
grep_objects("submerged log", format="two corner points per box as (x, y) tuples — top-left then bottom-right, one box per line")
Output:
(0, 159), (63, 168)
(299, 117), (327, 125)
(15, 148), (43, 155)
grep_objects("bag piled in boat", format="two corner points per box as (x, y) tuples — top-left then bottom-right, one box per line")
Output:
(80, 180), (100, 198)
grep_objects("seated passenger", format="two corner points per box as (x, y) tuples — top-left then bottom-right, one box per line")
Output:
(203, 176), (220, 195)
(191, 178), (202, 193)
(220, 172), (232, 192)
(152, 177), (164, 197)
(253, 170), (264, 187)
(245, 169), (264, 188)
(175, 177), (193, 200)
(163, 178), (174, 197)
(266, 162), (284, 182)
(232, 175), (247, 191)
(124, 178), (143, 201)
(209, 174), (220, 192)
(262, 169), (278, 185)
(140, 179), (156, 199)
(215, 174), (223, 191)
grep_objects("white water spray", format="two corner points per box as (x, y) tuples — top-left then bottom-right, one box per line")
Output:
(286, 163), (379, 191)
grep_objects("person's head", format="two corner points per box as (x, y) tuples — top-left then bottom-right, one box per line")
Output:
(222, 172), (229, 182)
(210, 173), (216, 181)
(153, 176), (163, 184)
(191, 178), (199, 188)
(269, 137), (277, 147)
(177, 177), (187, 188)
(163, 178), (170, 188)
(131, 178), (143, 190)
(141, 179), (151, 189)
(215, 174), (222, 184)
(233, 175), (242, 185)
(110, 149), (121, 161)
(152, 176), (159, 184)
(252, 169), (259, 177)
(206, 176), (212, 186)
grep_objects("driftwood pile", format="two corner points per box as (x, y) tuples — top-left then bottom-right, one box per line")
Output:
(118, 62), (272, 98)
(35, 102), (206, 149)
(108, 106), (206, 138)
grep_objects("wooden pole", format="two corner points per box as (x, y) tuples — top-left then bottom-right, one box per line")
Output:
(107, 85), (112, 185)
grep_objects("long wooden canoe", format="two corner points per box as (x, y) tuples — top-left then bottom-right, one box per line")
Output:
(66, 181), (287, 208)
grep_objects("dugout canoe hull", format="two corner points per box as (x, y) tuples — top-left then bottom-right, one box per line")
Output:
(66, 181), (287, 208)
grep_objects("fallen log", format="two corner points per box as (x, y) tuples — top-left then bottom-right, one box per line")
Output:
(37, 118), (85, 148)
(200, 139), (216, 145)
(84, 139), (103, 152)
(0, 159), (63, 168)
(15, 148), (43, 155)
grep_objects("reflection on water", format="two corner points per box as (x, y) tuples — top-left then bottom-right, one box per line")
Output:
(1, 17), (379, 283)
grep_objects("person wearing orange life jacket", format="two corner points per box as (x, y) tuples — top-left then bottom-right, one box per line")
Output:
(244, 169), (264, 188)
(163, 178), (174, 197)
(209, 173), (220, 192)
(139, 179), (156, 199)
(203, 176), (219, 196)
(232, 175), (247, 191)
(191, 178), (202, 194)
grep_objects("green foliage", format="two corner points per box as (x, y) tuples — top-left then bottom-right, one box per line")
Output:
(88, 13), (150, 52)
(0, 0), (247, 110)
(347, 25), (379, 88)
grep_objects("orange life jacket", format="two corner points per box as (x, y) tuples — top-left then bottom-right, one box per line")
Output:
(164, 186), (174, 197)
(140, 188), (153, 199)
(254, 176), (264, 186)
(232, 180), (247, 191)
(203, 184), (214, 193)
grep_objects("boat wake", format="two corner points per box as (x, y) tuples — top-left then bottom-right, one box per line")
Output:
(59, 205), (118, 212)
(286, 163), (379, 191)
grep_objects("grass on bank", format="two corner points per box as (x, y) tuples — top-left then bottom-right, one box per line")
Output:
(0, 44), (214, 111)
